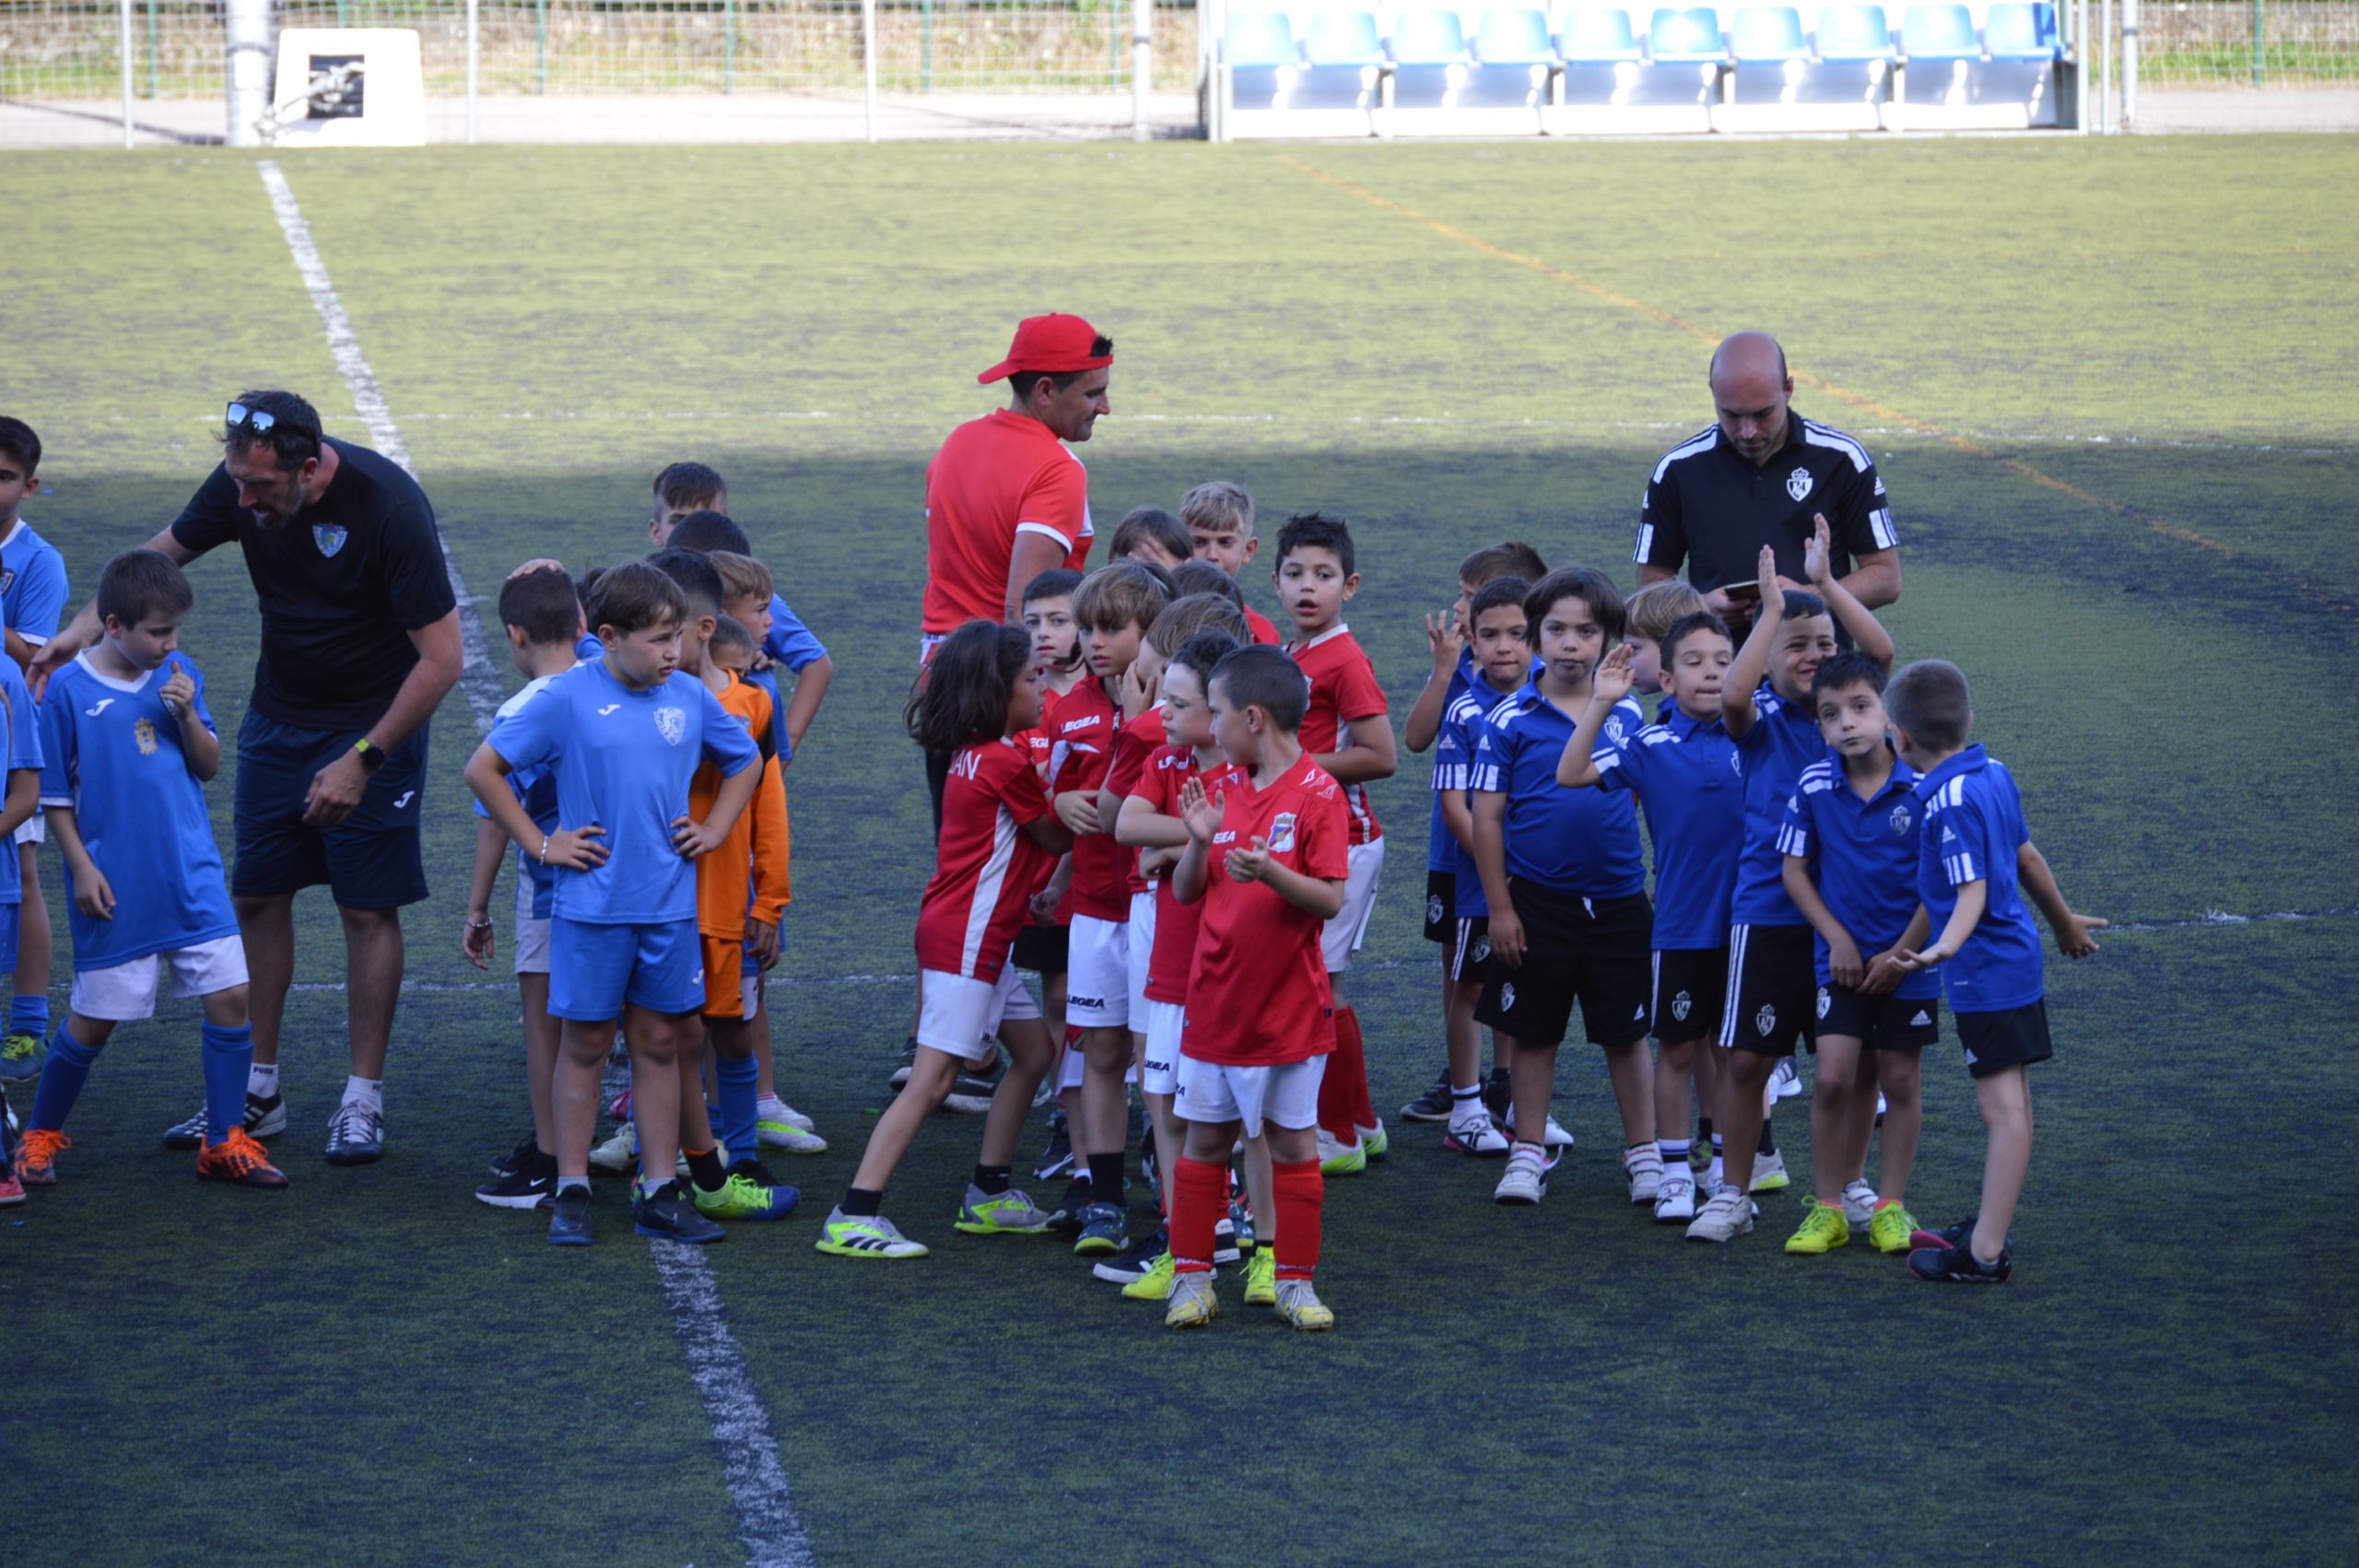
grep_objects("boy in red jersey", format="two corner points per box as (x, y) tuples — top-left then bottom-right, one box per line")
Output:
(1166, 645), (1349, 1332)
(1055, 563), (1169, 1256)
(1275, 513), (1398, 1176)
(815, 622), (1073, 1258)
(1180, 482), (1282, 645)
(1013, 568), (1086, 1180)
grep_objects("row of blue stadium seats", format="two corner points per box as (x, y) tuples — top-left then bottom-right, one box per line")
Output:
(1223, 4), (2063, 67)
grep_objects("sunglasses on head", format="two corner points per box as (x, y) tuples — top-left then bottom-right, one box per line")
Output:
(226, 401), (277, 436)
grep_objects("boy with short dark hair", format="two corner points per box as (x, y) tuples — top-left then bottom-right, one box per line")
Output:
(465, 565), (582, 1208)
(0, 415), (66, 1087)
(649, 462), (727, 547)
(1180, 481), (1281, 645)
(1013, 568), (1086, 1182)
(1166, 644), (1349, 1332)
(708, 614), (757, 676)
(1687, 521), (1895, 1244)
(1109, 507), (1192, 571)
(465, 560), (763, 1247)
(18, 550), (283, 1192)
(1886, 659), (2104, 1283)
(1400, 541), (1547, 1128)
(1557, 609), (1743, 1223)
(1778, 652), (1942, 1255)
(1275, 512), (1397, 1176)
(1471, 568), (1654, 1206)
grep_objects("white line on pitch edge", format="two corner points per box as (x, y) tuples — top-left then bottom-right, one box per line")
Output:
(258, 159), (815, 1568)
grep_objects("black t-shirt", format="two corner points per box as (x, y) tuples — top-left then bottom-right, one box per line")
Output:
(1634, 413), (1897, 594)
(170, 438), (456, 731)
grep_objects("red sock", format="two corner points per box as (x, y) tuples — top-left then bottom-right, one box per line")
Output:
(1317, 1003), (1373, 1139)
(1171, 1155), (1226, 1275)
(1273, 1157), (1323, 1280)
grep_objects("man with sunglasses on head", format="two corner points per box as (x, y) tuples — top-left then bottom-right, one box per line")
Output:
(31, 391), (464, 1164)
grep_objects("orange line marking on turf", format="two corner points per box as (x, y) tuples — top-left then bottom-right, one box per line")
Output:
(1277, 155), (2351, 616)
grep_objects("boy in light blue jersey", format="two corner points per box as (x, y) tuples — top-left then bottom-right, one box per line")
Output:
(466, 561), (762, 1248)
(1469, 568), (1655, 1208)
(464, 564), (582, 1210)
(0, 415), (65, 1085)
(1886, 659), (2105, 1284)
(1778, 652), (1942, 1257)
(1689, 520), (1895, 1245)
(16, 550), (285, 1192)
(1429, 574), (1532, 1155)
(1561, 610), (1743, 1224)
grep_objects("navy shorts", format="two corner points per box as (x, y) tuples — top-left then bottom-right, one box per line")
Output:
(1424, 871), (1454, 943)
(1474, 883), (1653, 1048)
(1816, 983), (1942, 1051)
(1956, 999), (2053, 1079)
(232, 710), (428, 909)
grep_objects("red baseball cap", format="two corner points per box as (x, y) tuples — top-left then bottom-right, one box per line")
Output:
(978, 313), (1113, 385)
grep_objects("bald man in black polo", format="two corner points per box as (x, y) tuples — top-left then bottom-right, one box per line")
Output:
(1636, 332), (1902, 625)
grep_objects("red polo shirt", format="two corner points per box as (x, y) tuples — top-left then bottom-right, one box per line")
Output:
(922, 409), (1093, 636)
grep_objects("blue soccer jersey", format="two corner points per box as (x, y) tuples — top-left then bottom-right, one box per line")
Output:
(0, 521), (69, 649)
(1433, 670), (1525, 919)
(1594, 708), (1746, 950)
(0, 658), (41, 903)
(472, 669), (571, 919)
(1424, 647), (1476, 875)
(37, 654), (236, 965)
(1915, 745), (2046, 1012)
(1470, 685), (1647, 900)
(757, 593), (827, 763)
(1729, 685), (1832, 926)
(1778, 755), (1941, 1000)
(485, 660), (759, 925)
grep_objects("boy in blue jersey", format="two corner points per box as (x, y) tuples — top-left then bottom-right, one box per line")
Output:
(1429, 574), (1532, 1155)
(14, 551), (285, 1191)
(0, 416), (66, 1086)
(1688, 522), (1895, 1245)
(1886, 660), (2105, 1283)
(1778, 653), (1942, 1256)
(464, 565), (582, 1209)
(1470, 568), (1655, 1207)
(465, 561), (763, 1248)
(1560, 611), (1743, 1223)
(1399, 542), (1545, 1128)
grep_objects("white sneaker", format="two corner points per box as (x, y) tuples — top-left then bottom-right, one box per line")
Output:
(1749, 1150), (1790, 1192)
(757, 1097), (816, 1134)
(1770, 1059), (1802, 1099)
(588, 1123), (638, 1174)
(1443, 1114), (1510, 1156)
(757, 1117), (828, 1155)
(1874, 1091), (1888, 1119)
(1653, 1172), (1696, 1223)
(1842, 1178), (1879, 1228)
(1505, 1105), (1575, 1149)
(1493, 1153), (1546, 1206)
(1316, 1127), (1367, 1176)
(1685, 1188), (1755, 1243)
(1623, 1144), (1664, 1204)
(1272, 1277), (1335, 1331)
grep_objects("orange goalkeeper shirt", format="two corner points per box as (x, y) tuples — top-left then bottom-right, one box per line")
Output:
(692, 671), (791, 939)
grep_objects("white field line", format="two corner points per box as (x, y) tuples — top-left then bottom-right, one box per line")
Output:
(258, 159), (814, 1568)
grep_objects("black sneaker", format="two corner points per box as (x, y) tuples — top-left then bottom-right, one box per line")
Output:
(1480, 1067), (1511, 1125)
(886, 1035), (919, 1090)
(1229, 1197), (1256, 1255)
(163, 1089), (285, 1151)
(632, 1179), (725, 1244)
(1138, 1124), (1159, 1199)
(1048, 1174), (1095, 1231)
(1091, 1228), (1169, 1284)
(1400, 1067), (1454, 1123)
(488, 1132), (541, 1178)
(1213, 1214), (1240, 1265)
(547, 1185), (593, 1246)
(1033, 1109), (1074, 1181)
(1908, 1241), (2012, 1283)
(476, 1158), (556, 1211)
(945, 1051), (1005, 1115)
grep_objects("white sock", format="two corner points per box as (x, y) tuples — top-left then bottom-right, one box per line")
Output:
(249, 1062), (280, 1096)
(757, 1093), (789, 1113)
(1448, 1085), (1485, 1129)
(342, 1074), (382, 1114)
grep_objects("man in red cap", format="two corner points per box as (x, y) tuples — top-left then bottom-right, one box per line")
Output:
(920, 312), (1113, 825)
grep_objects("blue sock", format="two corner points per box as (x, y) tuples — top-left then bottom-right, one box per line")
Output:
(30, 1022), (99, 1133)
(716, 1054), (760, 1168)
(200, 1021), (255, 1147)
(9, 992), (49, 1040)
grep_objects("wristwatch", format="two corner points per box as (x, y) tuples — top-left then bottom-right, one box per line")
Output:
(353, 738), (388, 774)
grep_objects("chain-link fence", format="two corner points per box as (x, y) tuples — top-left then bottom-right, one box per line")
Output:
(2133, 1), (2358, 88)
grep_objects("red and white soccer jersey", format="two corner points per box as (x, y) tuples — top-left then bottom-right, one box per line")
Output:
(1055, 680), (1130, 923)
(1243, 605), (1283, 647)
(1288, 625), (1389, 847)
(1182, 756), (1351, 1067)
(1111, 704), (1167, 898)
(913, 738), (1056, 984)
(1134, 744), (1241, 1005)
(922, 410), (1093, 637)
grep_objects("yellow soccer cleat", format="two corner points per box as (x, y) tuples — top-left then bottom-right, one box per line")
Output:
(1869, 1200), (1920, 1255)
(1784, 1196), (1851, 1255)
(1164, 1270), (1219, 1328)
(1243, 1246), (1277, 1306)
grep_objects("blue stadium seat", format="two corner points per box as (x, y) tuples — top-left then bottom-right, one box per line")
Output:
(1288, 9), (1385, 129)
(1546, 5), (1715, 130)
(1556, 6), (1642, 62)
(1718, 0), (1890, 123)
(1225, 10), (1299, 70)
(1649, 6), (1730, 60)
(1899, 3), (1980, 58)
(1475, 8), (1560, 64)
(1895, 0), (2060, 126)
(1305, 10), (1386, 66)
(1388, 7), (1470, 64)
(1813, 4), (1897, 60)
(1730, 5), (1808, 59)
(1379, 6), (1549, 130)
(1983, 1), (2060, 57)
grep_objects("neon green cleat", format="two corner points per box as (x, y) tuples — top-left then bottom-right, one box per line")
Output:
(954, 1186), (1055, 1235)
(813, 1208), (928, 1258)
(1273, 1278), (1334, 1331)
(692, 1169), (799, 1222)
(1784, 1197), (1850, 1255)
(0, 1032), (42, 1083)
(756, 1115), (827, 1155)
(1121, 1252), (1178, 1301)
(1869, 1201), (1920, 1255)
(1164, 1270), (1219, 1328)
(1316, 1129), (1366, 1176)
(1243, 1246), (1277, 1306)
(1750, 1151), (1791, 1192)
(1356, 1120), (1389, 1160)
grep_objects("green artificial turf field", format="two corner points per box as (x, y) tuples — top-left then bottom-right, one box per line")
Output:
(5, 135), (2356, 1565)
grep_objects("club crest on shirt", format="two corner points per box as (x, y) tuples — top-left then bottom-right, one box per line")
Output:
(134, 718), (158, 755)
(1266, 812), (1297, 853)
(1889, 804), (1913, 837)
(1786, 467), (1813, 503)
(0, 568), (14, 593)
(654, 706), (687, 746)
(312, 523), (348, 558)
